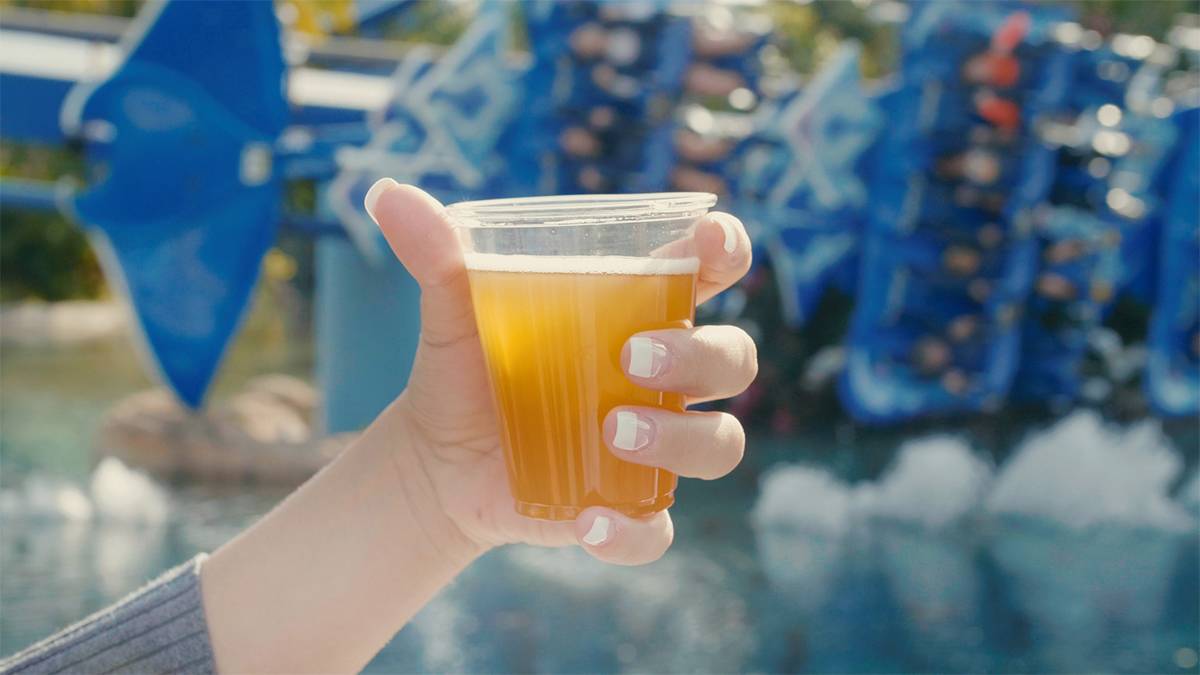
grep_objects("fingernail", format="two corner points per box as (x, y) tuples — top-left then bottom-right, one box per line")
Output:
(712, 213), (739, 254)
(612, 410), (654, 451)
(582, 516), (611, 546)
(363, 177), (399, 224)
(627, 336), (669, 379)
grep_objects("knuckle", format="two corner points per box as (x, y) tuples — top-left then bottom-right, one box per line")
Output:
(661, 326), (758, 395)
(667, 331), (707, 388)
(679, 415), (711, 461)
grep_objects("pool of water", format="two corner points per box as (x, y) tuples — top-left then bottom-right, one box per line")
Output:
(1, 330), (1197, 673)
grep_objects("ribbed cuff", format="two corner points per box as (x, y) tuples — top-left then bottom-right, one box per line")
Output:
(1, 555), (216, 674)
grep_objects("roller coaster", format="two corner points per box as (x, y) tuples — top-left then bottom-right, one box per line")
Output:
(0, 0), (1196, 426)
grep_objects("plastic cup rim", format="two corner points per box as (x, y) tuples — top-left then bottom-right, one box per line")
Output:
(447, 192), (718, 228)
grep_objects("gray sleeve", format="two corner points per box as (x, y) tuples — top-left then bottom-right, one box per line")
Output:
(1, 555), (216, 675)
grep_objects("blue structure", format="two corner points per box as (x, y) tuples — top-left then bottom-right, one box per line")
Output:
(1013, 105), (1178, 405)
(1, 0), (1196, 426)
(1009, 26), (1181, 406)
(1146, 104), (1200, 417)
(729, 43), (881, 328)
(319, 2), (518, 430)
(0, 0), (513, 429)
(61, 0), (288, 407)
(514, 2), (694, 195)
(839, 2), (1071, 423)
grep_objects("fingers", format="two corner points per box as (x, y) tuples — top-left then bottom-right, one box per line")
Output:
(575, 508), (674, 566)
(603, 408), (744, 480)
(364, 179), (477, 348)
(621, 324), (758, 402)
(692, 212), (752, 304)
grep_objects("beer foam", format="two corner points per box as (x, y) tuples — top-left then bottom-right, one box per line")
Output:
(463, 252), (699, 275)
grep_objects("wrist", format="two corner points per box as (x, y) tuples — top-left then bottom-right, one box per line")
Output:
(362, 399), (489, 567)
(202, 398), (486, 673)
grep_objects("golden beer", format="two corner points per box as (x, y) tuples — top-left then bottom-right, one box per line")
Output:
(465, 253), (698, 520)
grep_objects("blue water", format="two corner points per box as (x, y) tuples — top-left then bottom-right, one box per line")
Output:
(1, 337), (1197, 673)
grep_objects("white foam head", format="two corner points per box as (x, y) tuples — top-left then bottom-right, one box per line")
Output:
(463, 253), (699, 275)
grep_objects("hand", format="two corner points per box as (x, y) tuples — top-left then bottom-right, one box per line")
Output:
(366, 180), (757, 566)
(199, 182), (755, 672)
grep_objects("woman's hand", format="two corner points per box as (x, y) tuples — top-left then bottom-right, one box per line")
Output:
(366, 180), (757, 566)
(200, 182), (756, 673)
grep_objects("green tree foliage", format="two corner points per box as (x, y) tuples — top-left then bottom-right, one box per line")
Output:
(0, 143), (101, 301)
(1073, 0), (1198, 37)
(0, 209), (104, 301)
(0, 0), (140, 17)
(765, 1), (897, 79)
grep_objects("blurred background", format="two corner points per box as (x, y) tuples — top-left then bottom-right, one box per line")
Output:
(1, 0), (1198, 672)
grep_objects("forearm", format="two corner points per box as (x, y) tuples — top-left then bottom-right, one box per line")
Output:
(200, 402), (485, 674)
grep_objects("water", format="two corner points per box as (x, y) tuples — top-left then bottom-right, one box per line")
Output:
(1, 334), (1197, 673)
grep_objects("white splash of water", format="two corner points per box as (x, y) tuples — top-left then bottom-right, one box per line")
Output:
(505, 546), (617, 594)
(854, 438), (992, 666)
(865, 435), (993, 530)
(1, 459), (170, 525)
(986, 410), (1192, 531)
(413, 594), (469, 674)
(95, 520), (167, 597)
(90, 458), (171, 524)
(751, 464), (856, 535)
(0, 475), (94, 521)
(750, 465), (860, 615)
(1180, 469), (1200, 515)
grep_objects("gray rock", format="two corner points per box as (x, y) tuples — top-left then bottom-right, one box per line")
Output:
(245, 374), (319, 423)
(94, 380), (347, 484)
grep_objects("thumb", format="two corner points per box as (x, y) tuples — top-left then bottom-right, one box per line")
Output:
(364, 179), (476, 347)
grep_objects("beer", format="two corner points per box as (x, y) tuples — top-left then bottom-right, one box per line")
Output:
(450, 191), (716, 520)
(465, 252), (698, 520)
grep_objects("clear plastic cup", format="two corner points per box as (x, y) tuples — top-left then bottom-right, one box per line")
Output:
(449, 192), (717, 520)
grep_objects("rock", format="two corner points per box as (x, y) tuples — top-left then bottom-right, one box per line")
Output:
(90, 457), (171, 524)
(0, 301), (127, 345)
(219, 390), (311, 444)
(244, 374), (319, 422)
(95, 382), (346, 484)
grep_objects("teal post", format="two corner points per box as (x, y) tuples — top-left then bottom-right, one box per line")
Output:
(315, 194), (421, 433)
